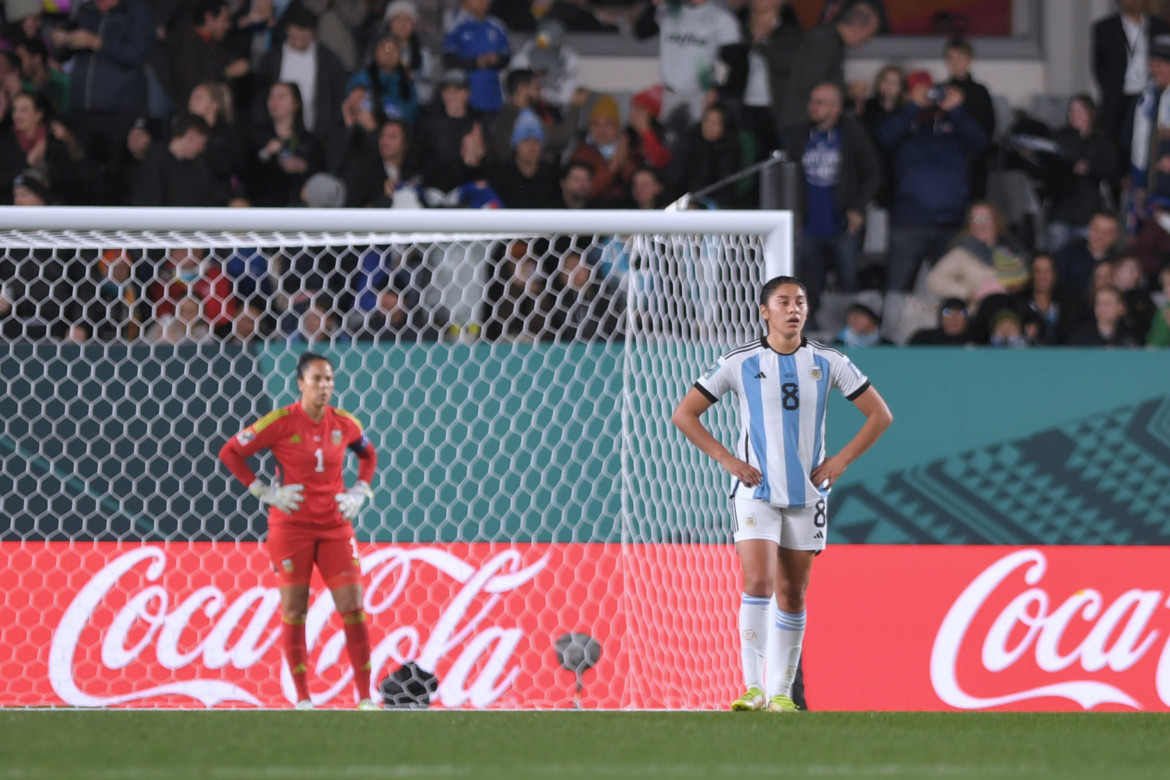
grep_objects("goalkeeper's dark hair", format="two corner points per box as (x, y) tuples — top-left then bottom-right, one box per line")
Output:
(759, 275), (807, 305)
(297, 351), (333, 378)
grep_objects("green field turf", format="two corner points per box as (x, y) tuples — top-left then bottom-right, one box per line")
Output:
(1, 710), (1166, 779)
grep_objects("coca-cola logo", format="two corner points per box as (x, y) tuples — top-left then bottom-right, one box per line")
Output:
(931, 549), (1168, 710)
(50, 546), (548, 708)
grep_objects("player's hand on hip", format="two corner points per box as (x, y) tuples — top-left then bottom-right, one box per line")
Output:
(720, 456), (762, 487)
(811, 456), (847, 489)
(335, 481), (373, 521)
(249, 480), (304, 513)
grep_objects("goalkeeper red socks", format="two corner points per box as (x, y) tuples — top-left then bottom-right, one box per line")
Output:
(282, 615), (311, 703)
(342, 609), (372, 701)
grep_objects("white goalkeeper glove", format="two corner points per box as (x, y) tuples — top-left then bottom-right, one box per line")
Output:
(249, 480), (304, 513)
(335, 481), (373, 521)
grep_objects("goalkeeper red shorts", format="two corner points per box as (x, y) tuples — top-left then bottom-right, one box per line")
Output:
(266, 521), (362, 590)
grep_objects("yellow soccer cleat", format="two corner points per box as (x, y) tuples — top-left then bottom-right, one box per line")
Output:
(358, 699), (380, 711)
(767, 694), (799, 712)
(730, 687), (766, 711)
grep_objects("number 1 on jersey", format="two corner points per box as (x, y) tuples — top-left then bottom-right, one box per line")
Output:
(314, 448), (324, 472)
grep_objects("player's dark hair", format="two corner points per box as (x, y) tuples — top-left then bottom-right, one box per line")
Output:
(296, 351), (333, 379)
(759, 276), (806, 305)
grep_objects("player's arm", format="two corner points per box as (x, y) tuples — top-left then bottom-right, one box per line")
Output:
(217, 413), (303, 512)
(335, 416), (377, 521)
(810, 386), (893, 489)
(672, 387), (762, 487)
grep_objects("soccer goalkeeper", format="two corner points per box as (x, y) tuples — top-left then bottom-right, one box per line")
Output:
(219, 352), (379, 710)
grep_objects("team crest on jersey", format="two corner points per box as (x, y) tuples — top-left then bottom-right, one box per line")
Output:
(332, 430), (342, 445)
(289, 434), (301, 443)
(810, 367), (823, 381)
(745, 515), (756, 528)
(237, 430), (254, 445)
(282, 558), (294, 573)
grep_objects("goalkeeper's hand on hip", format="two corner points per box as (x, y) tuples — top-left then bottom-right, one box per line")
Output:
(335, 481), (373, 521)
(249, 480), (304, 513)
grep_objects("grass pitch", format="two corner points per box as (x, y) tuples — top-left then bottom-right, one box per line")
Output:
(1, 710), (1166, 779)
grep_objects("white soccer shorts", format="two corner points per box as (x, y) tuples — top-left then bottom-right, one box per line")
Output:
(731, 495), (828, 551)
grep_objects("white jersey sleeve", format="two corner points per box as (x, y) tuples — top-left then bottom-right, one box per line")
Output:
(827, 348), (870, 401)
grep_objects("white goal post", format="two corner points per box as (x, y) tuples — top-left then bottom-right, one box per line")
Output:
(0, 206), (792, 710)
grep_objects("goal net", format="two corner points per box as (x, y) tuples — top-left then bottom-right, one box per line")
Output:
(0, 207), (791, 709)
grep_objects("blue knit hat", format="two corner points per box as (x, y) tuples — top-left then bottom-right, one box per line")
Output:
(510, 109), (545, 148)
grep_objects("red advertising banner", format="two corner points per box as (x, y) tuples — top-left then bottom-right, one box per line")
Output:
(2, 543), (1169, 711)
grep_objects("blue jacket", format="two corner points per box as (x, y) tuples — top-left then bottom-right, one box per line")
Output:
(345, 68), (420, 125)
(443, 10), (510, 113)
(65, 0), (154, 115)
(877, 102), (988, 226)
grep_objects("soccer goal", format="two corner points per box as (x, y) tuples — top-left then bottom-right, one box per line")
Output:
(0, 206), (791, 710)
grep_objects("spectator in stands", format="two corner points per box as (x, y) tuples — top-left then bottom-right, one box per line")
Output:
(987, 308), (1031, 348)
(0, 170), (81, 341)
(443, 0), (511, 115)
(252, 6), (347, 142)
(634, 0), (740, 138)
(777, 0), (878, 133)
(285, 292), (347, 344)
(720, 0), (803, 158)
(0, 51), (20, 122)
(1112, 254), (1156, 337)
(346, 29), (421, 126)
(417, 69), (485, 193)
(676, 103), (747, 208)
(570, 94), (642, 207)
(545, 245), (625, 342)
(148, 247), (236, 337)
(1046, 94), (1118, 253)
(166, 0), (250, 114)
(143, 293), (214, 345)
(489, 68), (583, 168)
(1092, 0), (1168, 169)
(342, 117), (422, 208)
(384, 0), (437, 106)
(907, 296), (971, 345)
(859, 64), (904, 207)
(3, 0), (44, 47)
(351, 282), (438, 343)
(782, 81), (881, 324)
(835, 288), (892, 347)
(926, 201), (1030, 312)
(249, 81), (324, 207)
(353, 246), (431, 318)
(483, 253), (550, 342)
(227, 297), (271, 346)
(1054, 210), (1122, 299)
(78, 249), (143, 341)
(1066, 284), (1140, 346)
(1146, 262), (1170, 346)
(558, 158), (594, 210)
(942, 37), (996, 198)
(488, 108), (561, 208)
(878, 69), (988, 292)
(1128, 34), (1170, 272)
(815, 0), (889, 33)
(15, 38), (68, 117)
(188, 81), (248, 205)
(631, 166), (667, 209)
(1014, 253), (1079, 345)
(131, 114), (218, 206)
(627, 85), (672, 172)
(510, 16), (580, 111)
(52, 0), (154, 170)
(0, 91), (74, 205)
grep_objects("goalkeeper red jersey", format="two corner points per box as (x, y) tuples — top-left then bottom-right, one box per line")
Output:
(219, 403), (376, 528)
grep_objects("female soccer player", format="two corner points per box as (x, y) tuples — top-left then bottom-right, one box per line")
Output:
(219, 352), (379, 709)
(671, 276), (893, 712)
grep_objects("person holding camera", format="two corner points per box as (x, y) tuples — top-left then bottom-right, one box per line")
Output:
(876, 69), (988, 293)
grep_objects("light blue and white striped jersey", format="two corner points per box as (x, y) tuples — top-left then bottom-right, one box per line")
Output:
(694, 337), (870, 508)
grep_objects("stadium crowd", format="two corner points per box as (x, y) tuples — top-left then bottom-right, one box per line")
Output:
(0, 0), (1169, 348)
